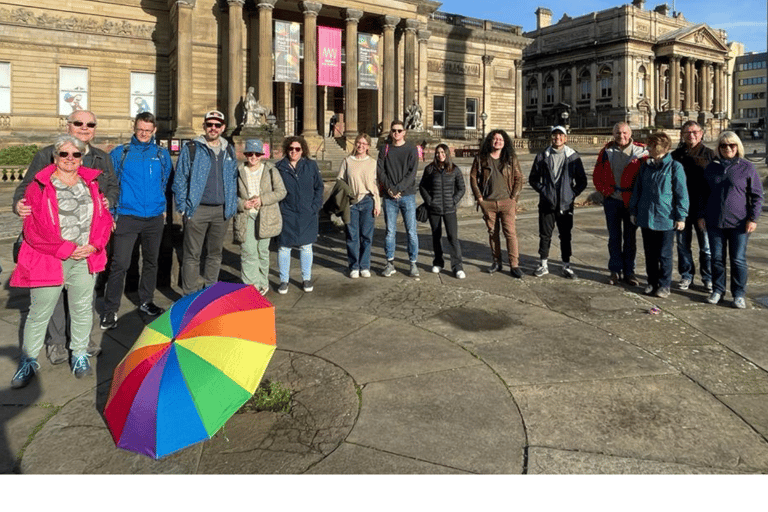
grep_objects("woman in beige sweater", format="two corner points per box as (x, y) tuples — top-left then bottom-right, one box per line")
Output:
(337, 133), (381, 278)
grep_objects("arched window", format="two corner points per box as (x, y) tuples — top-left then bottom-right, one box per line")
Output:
(527, 78), (538, 106)
(637, 65), (647, 98)
(560, 71), (572, 102)
(599, 66), (612, 99)
(579, 69), (591, 101)
(544, 74), (554, 104)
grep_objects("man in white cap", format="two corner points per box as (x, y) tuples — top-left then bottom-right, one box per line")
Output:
(173, 110), (239, 295)
(529, 126), (587, 278)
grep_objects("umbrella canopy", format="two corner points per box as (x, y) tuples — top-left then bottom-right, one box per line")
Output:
(104, 282), (276, 459)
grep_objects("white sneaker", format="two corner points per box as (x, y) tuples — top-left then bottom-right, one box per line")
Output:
(533, 265), (549, 277)
(350, 270), (360, 279)
(360, 269), (371, 278)
(431, 266), (441, 274)
(456, 270), (466, 279)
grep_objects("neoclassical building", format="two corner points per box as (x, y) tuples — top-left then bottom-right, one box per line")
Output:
(522, 0), (739, 131)
(0, 0), (529, 149)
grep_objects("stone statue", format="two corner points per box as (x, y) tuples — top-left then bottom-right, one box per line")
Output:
(404, 99), (423, 131)
(243, 87), (267, 128)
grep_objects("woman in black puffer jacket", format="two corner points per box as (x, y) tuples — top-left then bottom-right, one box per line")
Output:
(419, 143), (466, 278)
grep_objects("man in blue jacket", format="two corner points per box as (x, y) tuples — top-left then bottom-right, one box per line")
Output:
(100, 112), (173, 330)
(173, 110), (238, 295)
(529, 126), (587, 279)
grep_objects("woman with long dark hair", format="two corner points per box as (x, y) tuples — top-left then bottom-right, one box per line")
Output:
(469, 129), (524, 278)
(419, 143), (466, 278)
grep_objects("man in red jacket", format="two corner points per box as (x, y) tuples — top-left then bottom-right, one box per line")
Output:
(592, 122), (647, 286)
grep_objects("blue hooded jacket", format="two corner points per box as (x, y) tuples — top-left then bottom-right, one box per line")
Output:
(173, 136), (238, 219)
(110, 135), (173, 218)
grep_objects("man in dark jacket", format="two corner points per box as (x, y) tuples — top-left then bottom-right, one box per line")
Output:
(529, 126), (587, 278)
(671, 120), (715, 292)
(100, 112), (173, 331)
(13, 109), (118, 364)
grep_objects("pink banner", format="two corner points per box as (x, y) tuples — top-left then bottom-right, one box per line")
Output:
(317, 26), (342, 87)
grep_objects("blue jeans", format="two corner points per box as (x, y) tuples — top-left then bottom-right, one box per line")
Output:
(603, 197), (637, 275)
(641, 228), (675, 290)
(677, 217), (711, 282)
(383, 194), (419, 262)
(278, 244), (313, 283)
(708, 226), (750, 298)
(346, 195), (375, 271)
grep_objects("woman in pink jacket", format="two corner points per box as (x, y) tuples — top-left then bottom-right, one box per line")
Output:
(10, 135), (113, 389)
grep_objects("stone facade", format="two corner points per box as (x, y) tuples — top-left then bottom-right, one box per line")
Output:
(0, 0), (530, 149)
(522, 1), (738, 132)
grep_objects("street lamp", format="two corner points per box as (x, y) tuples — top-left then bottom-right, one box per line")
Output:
(480, 111), (488, 140)
(266, 112), (277, 159)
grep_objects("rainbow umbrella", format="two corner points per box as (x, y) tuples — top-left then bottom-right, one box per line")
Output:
(104, 282), (276, 459)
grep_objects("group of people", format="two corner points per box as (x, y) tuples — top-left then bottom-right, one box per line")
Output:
(7, 111), (764, 391)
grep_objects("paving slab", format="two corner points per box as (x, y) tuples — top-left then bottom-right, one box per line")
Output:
(718, 393), (768, 439)
(315, 317), (481, 384)
(347, 366), (524, 474)
(513, 374), (768, 471)
(275, 308), (378, 354)
(307, 442), (470, 474)
(0, 402), (50, 473)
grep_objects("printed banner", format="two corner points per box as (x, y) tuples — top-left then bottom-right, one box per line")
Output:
(317, 26), (342, 87)
(274, 20), (301, 83)
(358, 33), (379, 90)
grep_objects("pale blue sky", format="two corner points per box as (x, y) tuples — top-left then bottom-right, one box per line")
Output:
(435, 0), (767, 54)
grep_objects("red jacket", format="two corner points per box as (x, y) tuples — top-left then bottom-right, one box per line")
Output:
(592, 141), (647, 208)
(11, 164), (114, 288)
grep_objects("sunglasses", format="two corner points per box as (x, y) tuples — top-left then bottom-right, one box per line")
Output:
(244, 152), (263, 157)
(205, 122), (223, 128)
(391, 129), (404, 134)
(719, 143), (738, 150)
(70, 121), (97, 128)
(58, 151), (82, 158)
(288, 146), (302, 152)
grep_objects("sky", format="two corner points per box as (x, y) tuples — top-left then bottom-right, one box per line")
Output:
(435, 0), (767, 54)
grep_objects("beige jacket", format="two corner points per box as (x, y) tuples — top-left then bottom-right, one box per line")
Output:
(234, 160), (287, 242)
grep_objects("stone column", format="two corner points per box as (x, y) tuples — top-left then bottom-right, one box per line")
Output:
(256, 0), (277, 112)
(301, 1), (322, 136)
(553, 68), (560, 105)
(570, 64), (577, 108)
(683, 58), (694, 113)
(713, 63), (722, 115)
(343, 8), (363, 137)
(590, 61), (597, 111)
(701, 61), (711, 113)
(482, 55), (494, 129)
(417, 29), (431, 114)
(670, 56), (681, 112)
(173, 0), (196, 138)
(403, 19), (419, 110)
(536, 71), (543, 115)
(649, 56), (656, 114)
(514, 59), (523, 137)
(227, 0), (245, 131)
(381, 15), (400, 130)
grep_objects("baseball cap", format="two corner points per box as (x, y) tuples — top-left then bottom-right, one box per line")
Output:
(551, 125), (567, 135)
(204, 110), (226, 123)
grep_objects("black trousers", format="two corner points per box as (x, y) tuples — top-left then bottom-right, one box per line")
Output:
(538, 208), (574, 262)
(104, 214), (165, 313)
(428, 212), (463, 272)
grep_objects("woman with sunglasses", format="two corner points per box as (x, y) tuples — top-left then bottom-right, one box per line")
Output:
(10, 135), (113, 389)
(699, 131), (764, 308)
(338, 133), (381, 278)
(275, 136), (324, 294)
(235, 139), (286, 296)
(419, 143), (466, 279)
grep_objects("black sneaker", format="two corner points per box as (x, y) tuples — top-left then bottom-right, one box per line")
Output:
(488, 261), (502, 274)
(11, 357), (39, 389)
(510, 267), (524, 279)
(139, 302), (165, 316)
(100, 312), (117, 330)
(46, 344), (68, 365)
(303, 280), (314, 292)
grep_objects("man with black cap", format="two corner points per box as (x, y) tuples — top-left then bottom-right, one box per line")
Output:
(529, 126), (587, 278)
(173, 110), (239, 295)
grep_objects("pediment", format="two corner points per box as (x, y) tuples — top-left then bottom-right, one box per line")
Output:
(656, 23), (729, 53)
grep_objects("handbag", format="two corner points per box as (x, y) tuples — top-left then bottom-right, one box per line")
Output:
(416, 202), (429, 223)
(12, 232), (23, 264)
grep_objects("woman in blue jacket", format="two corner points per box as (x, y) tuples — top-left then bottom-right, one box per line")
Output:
(699, 131), (764, 308)
(629, 132), (688, 298)
(275, 136), (324, 294)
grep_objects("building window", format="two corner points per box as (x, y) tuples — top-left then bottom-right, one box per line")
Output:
(433, 95), (445, 128)
(599, 66), (612, 99)
(560, 72), (571, 102)
(527, 78), (538, 105)
(544, 75), (554, 104)
(131, 72), (156, 117)
(0, 62), (9, 113)
(637, 65), (647, 98)
(466, 97), (477, 129)
(740, 92), (766, 100)
(59, 67), (88, 116)
(579, 69), (590, 101)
